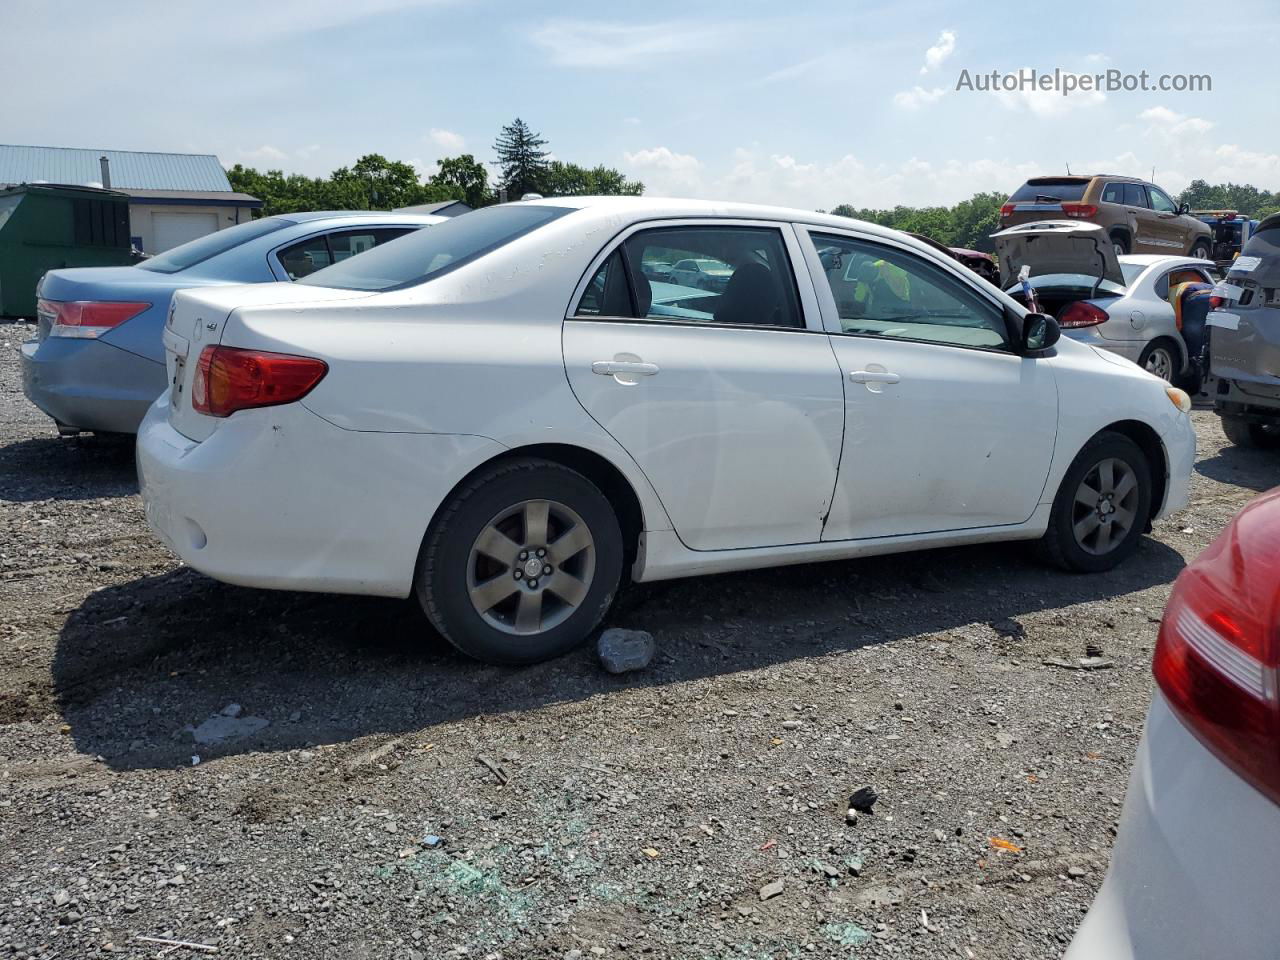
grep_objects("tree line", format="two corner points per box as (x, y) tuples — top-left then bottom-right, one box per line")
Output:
(830, 180), (1280, 253)
(227, 118), (643, 216)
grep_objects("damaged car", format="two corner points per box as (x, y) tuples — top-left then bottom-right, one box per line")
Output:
(993, 220), (1216, 386)
(1208, 212), (1280, 448)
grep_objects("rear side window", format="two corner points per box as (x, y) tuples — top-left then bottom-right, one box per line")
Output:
(298, 205), (572, 291)
(139, 217), (291, 274)
(1009, 180), (1088, 203)
(574, 225), (803, 329)
(276, 227), (414, 280)
(1101, 182), (1125, 204)
(1123, 184), (1149, 208)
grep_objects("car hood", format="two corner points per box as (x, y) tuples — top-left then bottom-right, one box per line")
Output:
(992, 220), (1124, 289)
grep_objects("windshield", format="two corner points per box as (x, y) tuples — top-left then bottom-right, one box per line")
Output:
(138, 217), (291, 274)
(298, 204), (573, 291)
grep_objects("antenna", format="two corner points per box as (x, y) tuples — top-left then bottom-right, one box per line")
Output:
(1066, 162), (1072, 175)
(1152, 165), (1156, 183)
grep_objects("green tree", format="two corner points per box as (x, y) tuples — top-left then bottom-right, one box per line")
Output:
(329, 154), (427, 210)
(1177, 179), (1279, 219)
(429, 154), (491, 207)
(493, 118), (550, 199)
(541, 161), (643, 197)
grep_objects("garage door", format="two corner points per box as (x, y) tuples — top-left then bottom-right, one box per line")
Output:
(152, 212), (219, 252)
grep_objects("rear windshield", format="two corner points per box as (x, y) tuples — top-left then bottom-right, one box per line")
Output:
(138, 217), (291, 274)
(1008, 180), (1089, 203)
(298, 204), (573, 291)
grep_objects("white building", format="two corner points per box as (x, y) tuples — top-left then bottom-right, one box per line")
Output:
(0, 144), (261, 253)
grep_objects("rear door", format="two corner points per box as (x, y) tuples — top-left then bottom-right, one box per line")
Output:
(1126, 184), (1161, 252)
(798, 227), (1058, 540)
(562, 220), (846, 551)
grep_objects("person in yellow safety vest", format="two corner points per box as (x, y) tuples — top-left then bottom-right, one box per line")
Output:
(852, 258), (912, 312)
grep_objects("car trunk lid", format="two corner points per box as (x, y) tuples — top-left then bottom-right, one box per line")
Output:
(991, 220), (1126, 290)
(165, 282), (375, 442)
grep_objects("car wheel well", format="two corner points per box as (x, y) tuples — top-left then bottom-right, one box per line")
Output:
(427, 444), (645, 576)
(1108, 226), (1132, 248)
(1096, 420), (1167, 529)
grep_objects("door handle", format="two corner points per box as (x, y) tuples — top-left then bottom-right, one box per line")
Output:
(592, 360), (660, 378)
(849, 369), (900, 384)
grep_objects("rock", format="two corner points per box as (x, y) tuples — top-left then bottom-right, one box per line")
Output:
(1067, 866), (1087, 878)
(758, 878), (785, 901)
(933, 829), (946, 843)
(845, 855), (864, 877)
(848, 786), (878, 813)
(53, 890), (71, 907)
(221, 703), (243, 718)
(1077, 657), (1114, 671)
(815, 861), (841, 879)
(995, 730), (1015, 749)
(1085, 643), (1104, 658)
(192, 712), (270, 745)
(597, 628), (655, 674)
(781, 720), (803, 731)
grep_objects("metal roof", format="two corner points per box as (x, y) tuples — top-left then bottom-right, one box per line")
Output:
(0, 144), (233, 191)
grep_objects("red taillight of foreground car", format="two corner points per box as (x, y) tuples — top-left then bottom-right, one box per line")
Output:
(1060, 203), (1098, 218)
(191, 345), (328, 418)
(999, 202), (1016, 218)
(1153, 489), (1280, 807)
(40, 298), (150, 338)
(1057, 301), (1109, 328)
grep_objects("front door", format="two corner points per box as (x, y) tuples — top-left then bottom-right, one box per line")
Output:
(798, 228), (1059, 541)
(563, 222), (845, 551)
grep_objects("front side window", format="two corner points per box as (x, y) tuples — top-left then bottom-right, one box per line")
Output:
(809, 233), (1009, 349)
(574, 226), (802, 328)
(299, 204), (572, 291)
(1149, 187), (1178, 214)
(1123, 184), (1149, 208)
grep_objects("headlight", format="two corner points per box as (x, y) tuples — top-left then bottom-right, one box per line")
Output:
(1166, 386), (1192, 414)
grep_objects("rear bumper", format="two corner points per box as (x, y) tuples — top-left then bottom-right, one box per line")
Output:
(137, 396), (505, 597)
(1214, 376), (1280, 421)
(21, 335), (164, 433)
(1066, 694), (1280, 960)
(1065, 328), (1143, 364)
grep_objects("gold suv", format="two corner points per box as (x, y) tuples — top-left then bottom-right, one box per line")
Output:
(999, 175), (1212, 258)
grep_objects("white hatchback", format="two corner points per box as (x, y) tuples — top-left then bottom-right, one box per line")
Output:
(138, 198), (1196, 664)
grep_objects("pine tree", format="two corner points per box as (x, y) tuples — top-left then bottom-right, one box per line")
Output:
(493, 118), (550, 199)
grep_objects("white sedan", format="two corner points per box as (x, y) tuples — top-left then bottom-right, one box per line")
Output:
(138, 198), (1195, 664)
(994, 221), (1217, 385)
(1067, 489), (1280, 960)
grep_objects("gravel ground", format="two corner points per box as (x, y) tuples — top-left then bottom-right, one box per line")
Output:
(2, 318), (1278, 960)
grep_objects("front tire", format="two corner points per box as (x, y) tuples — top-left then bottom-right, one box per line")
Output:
(1189, 240), (1211, 260)
(416, 458), (624, 665)
(1038, 432), (1153, 572)
(1220, 415), (1280, 450)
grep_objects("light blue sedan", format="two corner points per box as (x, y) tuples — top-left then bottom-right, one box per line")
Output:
(21, 210), (443, 435)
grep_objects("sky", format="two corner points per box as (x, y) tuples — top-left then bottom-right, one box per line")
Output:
(7, 0), (1280, 210)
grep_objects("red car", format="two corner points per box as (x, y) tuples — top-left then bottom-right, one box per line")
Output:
(904, 232), (997, 283)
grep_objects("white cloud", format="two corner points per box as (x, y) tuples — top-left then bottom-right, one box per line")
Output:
(1139, 105), (1213, 137)
(920, 30), (956, 74)
(530, 19), (726, 68)
(238, 144), (288, 164)
(893, 86), (947, 110)
(623, 146), (703, 192)
(992, 71), (1106, 116)
(427, 127), (465, 150)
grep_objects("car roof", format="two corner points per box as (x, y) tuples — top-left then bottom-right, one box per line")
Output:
(517, 195), (928, 242)
(277, 210), (445, 225)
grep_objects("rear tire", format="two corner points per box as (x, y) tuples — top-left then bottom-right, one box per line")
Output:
(1220, 415), (1280, 450)
(1038, 432), (1153, 573)
(1189, 240), (1211, 260)
(1138, 338), (1179, 383)
(416, 458), (623, 665)
(1110, 231), (1131, 256)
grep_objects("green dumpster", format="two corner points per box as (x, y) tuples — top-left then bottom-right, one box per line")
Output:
(0, 183), (136, 318)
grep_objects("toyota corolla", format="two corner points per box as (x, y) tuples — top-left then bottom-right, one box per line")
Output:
(137, 198), (1195, 664)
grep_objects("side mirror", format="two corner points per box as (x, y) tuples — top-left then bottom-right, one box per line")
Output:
(1021, 312), (1060, 353)
(1178, 202), (1191, 216)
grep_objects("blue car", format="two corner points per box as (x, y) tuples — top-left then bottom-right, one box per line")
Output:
(21, 210), (443, 435)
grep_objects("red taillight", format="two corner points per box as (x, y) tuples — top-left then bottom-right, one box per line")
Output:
(1057, 301), (1109, 328)
(191, 345), (328, 418)
(1210, 295), (1225, 309)
(40, 298), (149, 338)
(999, 203), (1015, 217)
(1153, 489), (1280, 806)
(1060, 203), (1098, 218)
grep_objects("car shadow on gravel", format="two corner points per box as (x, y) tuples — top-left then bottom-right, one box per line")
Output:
(1195, 444), (1280, 493)
(53, 534), (1187, 771)
(0, 434), (138, 502)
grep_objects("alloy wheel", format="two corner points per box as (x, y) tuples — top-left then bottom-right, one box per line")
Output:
(1144, 346), (1174, 382)
(466, 499), (596, 635)
(1071, 457), (1140, 555)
